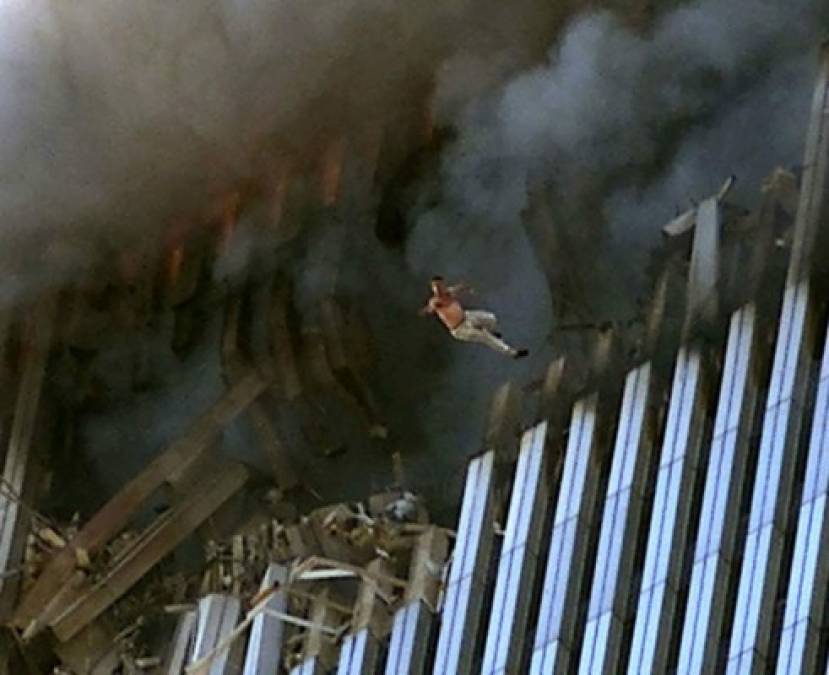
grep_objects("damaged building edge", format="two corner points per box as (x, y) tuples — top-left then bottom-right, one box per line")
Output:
(0, 44), (826, 675)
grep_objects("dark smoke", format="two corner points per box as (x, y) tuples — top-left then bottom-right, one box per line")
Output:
(0, 0), (564, 307)
(408, 0), (826, 292)
(15, 0), (829, 519)
(389, 0), (828, 511)
(7, 0), (576, 518)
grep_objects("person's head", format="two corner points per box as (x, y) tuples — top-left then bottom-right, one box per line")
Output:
(431, 275), (447, 295)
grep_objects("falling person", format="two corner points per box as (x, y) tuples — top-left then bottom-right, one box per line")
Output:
(419, 276), (528, 359)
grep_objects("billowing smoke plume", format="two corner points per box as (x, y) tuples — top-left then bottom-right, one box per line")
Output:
(407, 0), (827, 294)
(9, 0), (574, 512)
(388, 0), (828, 511)
(15, 0), (829, 516)
(0, 0), (563, 307)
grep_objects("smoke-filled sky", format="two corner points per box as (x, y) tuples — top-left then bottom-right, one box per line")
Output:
(3, 0), (822, 309)
(17, 0), (829, 516)
(407, 0), (827, 293)
(391, 0), (828, 510)
(0, 0), (566, 307)
(21, 0), (566, 511)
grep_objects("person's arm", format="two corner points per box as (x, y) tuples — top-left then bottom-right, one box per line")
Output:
(418, 299), (436, 316)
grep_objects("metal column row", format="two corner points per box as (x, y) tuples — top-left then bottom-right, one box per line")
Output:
(726, 279), (819, 674)
(531, 395), (601, 674)
(482, 423), (550, 674)
(628, 347), (709, 673)
(726, 41), (829, 675)
(679, 305), (762, 675)
(579, 363), (660, 674)
(777, 320), (829, 674)
(433, 450), (497, 674)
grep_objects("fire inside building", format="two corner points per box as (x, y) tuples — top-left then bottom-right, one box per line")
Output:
(1, 1), (829, 674)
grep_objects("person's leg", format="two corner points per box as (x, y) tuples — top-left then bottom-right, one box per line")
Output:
(452, 322), (516, 356)
(464, 310), (497, 331)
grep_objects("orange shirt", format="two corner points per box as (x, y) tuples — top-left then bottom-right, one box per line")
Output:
(428, 294), (465, 330)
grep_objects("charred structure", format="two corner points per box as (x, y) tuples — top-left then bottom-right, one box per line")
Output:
(0, 1), (828, 673)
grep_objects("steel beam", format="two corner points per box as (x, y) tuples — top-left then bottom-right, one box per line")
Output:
(481, 422), (549, 675)
(678, 305), (762, 675)
(191, 594), (241, 675)
(336, 630), (379, 675)
(726, 282), (818, 674)
(776, 320), (829, 674)
(222, 297), (297, 490)
(290, 588), (338, 675)
(336, 557), (390, 675)
(727, 44), (829, 674)
(51, 462), (249, 641)
(579, 363), (660, 674)
(384, 601), (432, 675)
(290, 657), (326, 675)
(14, 373), (267, 630)
(163, 611), (197, 675)
(628, 347), (708, 674)
(433, 451), (497, 674)
(531, 396), (601, 675)
(243, 564), (288, 675)
(0, 296), (55, 618)
(385, 527), (448, 675)
(785, 47), (829, 287)
(686, 196), (720, 328)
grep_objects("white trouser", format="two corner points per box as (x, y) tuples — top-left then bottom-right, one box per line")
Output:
(450, 310), (516, 356)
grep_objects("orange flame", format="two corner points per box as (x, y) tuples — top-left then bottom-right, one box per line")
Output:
(320, 138), (345, 206)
